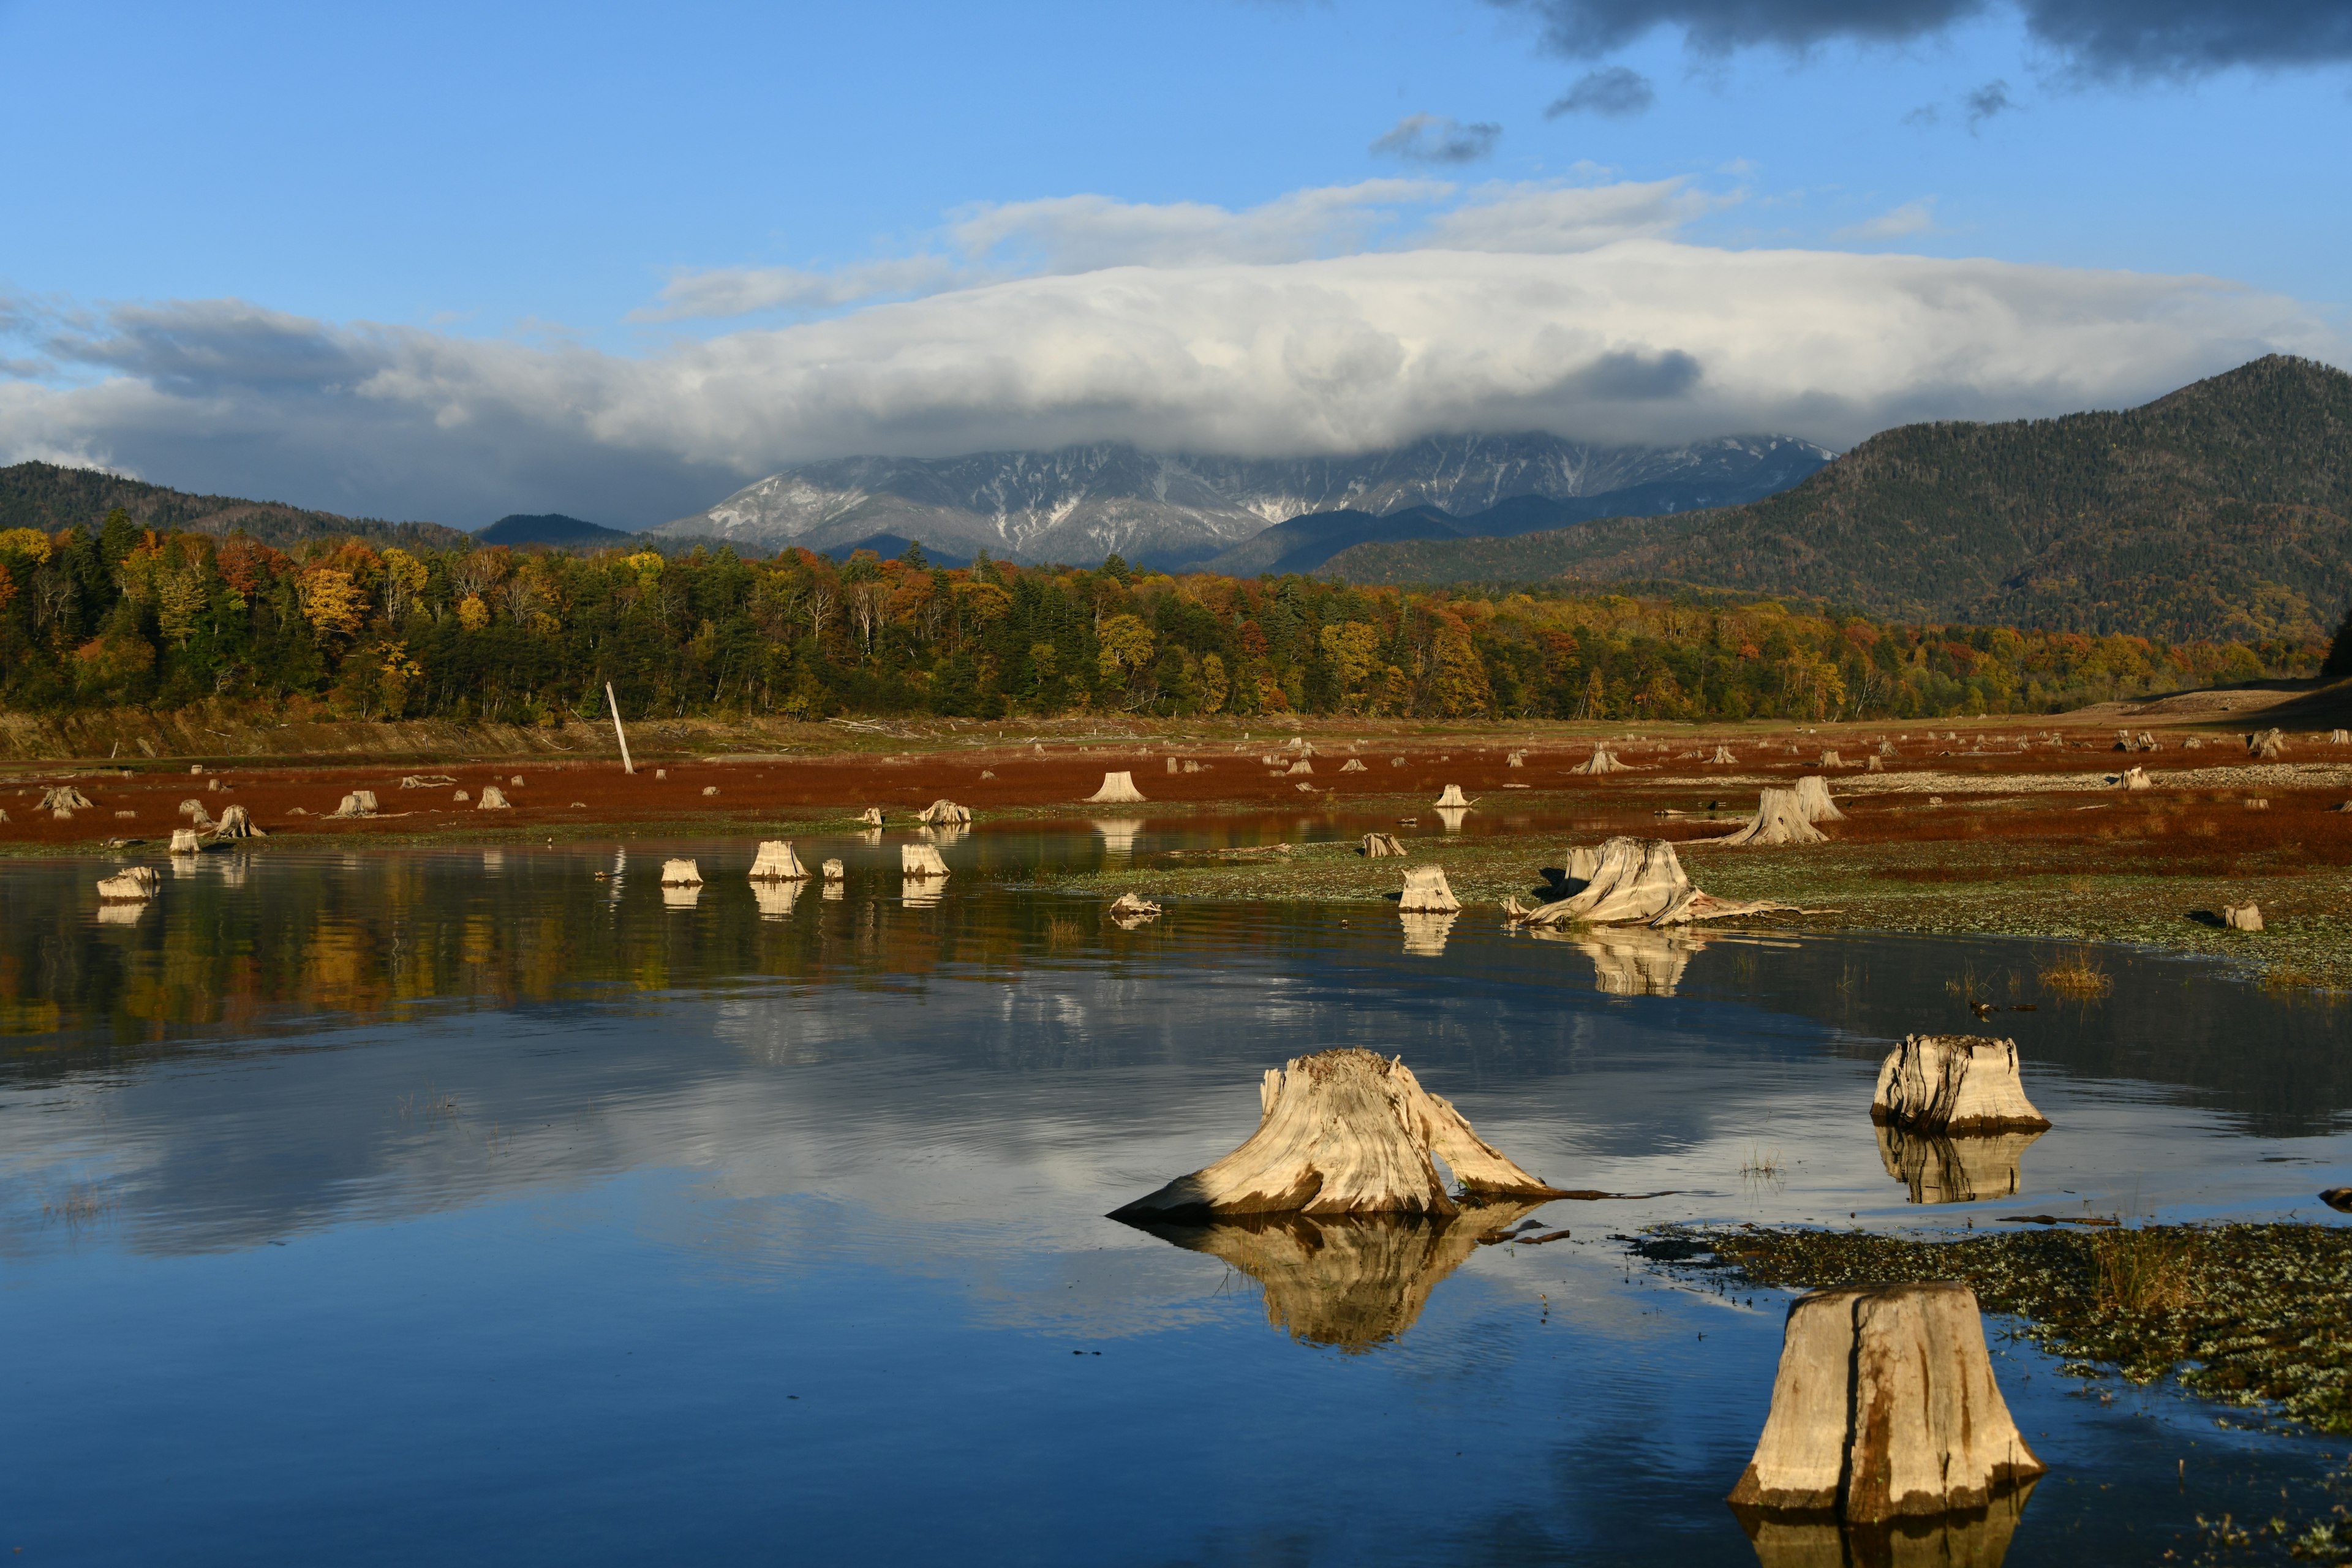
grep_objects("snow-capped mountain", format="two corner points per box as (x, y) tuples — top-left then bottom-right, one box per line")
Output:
(655, 433), (1835, 568)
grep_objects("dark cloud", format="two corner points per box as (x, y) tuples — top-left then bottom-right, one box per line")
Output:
(1555, 347), (1704, 401)
(1370, 112), (1503, 164)
(2024, 0), (2352, 78)
(1485, 0), (2352, 76)
(1546, 65), (1659, 116)
(1964, 78), (2016, 125)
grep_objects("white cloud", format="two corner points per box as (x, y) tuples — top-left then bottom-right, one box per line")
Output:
(635, 256), (963, 322)
(948, 179), (1450, 273)
(1836, 198), (1939, 240)
(1422, 178), (1717, 252)
(0, 183), (2339, 526)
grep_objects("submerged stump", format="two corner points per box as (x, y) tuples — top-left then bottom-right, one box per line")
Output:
(1728, 1282), (2043, 1520)
(902, 843), (950, 878)
(1110, 1048), (1568, 1221)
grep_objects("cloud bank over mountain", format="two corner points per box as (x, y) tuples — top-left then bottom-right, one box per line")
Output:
(0, 178), (2339, 527)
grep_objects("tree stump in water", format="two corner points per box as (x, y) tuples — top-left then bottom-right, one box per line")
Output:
(1872, 1035), (2048, 1133)
(858, 807), (885, 826)
(901, 844), (950, 878)
(96, 866), (160, 902)
(1110, 1048), (1568, 1220)
(749, 842), (807, 881)
(1085, 772), (1147, 802)
(1398, 865), (1460, 912)
(1728, 1282), (2043, 1520)
(1108, 891), (1161, 927)
(1717, 788), (1827, 846)
(169, 829), (202, 855)
(1433, 784), (1471, 807)
(660, 859), (703, 886)
(917, 799), (971, 825)
(821, 858), (845, 881)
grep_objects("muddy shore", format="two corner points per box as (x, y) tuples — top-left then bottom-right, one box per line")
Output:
(7, 708), (2349, 986)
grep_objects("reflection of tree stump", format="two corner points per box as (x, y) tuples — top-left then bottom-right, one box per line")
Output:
(1734, 1481), (2037, 1568)
(1730, 1283), (2043, 1521)
(1125, 1203), (1547, 1351)
(1110, 1048), (1565, 1219)
(1875, 1123), (2041, 1204)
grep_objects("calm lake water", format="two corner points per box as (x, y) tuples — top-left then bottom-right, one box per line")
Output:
(4, 818), (2349, 1566)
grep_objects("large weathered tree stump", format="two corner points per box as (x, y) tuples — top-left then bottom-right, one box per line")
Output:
(1717, 788), (1828, 846)
(1397, 865), (1459, 913)
(1085, 771), (1147, 803)
(1793, 775), (1845, 823)
(1872, 1036), (2048, 1133)
(749, 841), (808, 881)
(1728, 1282), (2043, 1521)
(1433, 784), (1472, 807)
(209, 804), (262, 838)
(901, 843), (950, 878)
(1110, 1048), (1566, 1220)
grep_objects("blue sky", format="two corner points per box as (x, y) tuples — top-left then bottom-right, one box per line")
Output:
(2, 0), (2348, 524)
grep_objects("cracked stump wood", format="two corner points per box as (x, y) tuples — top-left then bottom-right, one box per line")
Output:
(1110, 1047), (1567, 1221)
(1729, 1282), (2043, 1521)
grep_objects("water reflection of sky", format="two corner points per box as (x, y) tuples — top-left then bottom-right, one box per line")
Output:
(2, 830), (2348, 1564)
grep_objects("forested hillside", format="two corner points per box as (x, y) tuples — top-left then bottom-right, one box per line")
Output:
(0, 462), (472, 552)
(1329, 356), (2352, 644)
(0, 512), (2318, 726)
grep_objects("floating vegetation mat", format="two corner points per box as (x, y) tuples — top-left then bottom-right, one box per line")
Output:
(1664, 1223), (2352, 1433)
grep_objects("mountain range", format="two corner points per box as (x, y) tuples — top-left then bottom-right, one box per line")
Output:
(654, 434), (1834, 570)
(1324, 355), (2352, 643)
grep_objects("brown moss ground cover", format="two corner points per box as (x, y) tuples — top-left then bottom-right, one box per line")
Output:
(1667, 1223), (2352, 1433)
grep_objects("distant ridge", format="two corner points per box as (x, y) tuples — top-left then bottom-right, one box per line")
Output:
(477, 513), (635, 548)
(0, 462), (470, 552)
(1202, 438), (1833, 577)
(1325, 355), (2352, 644)
(656, 434), (1833, 570)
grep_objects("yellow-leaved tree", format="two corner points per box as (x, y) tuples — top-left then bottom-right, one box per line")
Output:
(298, 568), (368, 639)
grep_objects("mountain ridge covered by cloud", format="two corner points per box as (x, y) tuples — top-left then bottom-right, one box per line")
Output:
(0, 178), (2338, 529)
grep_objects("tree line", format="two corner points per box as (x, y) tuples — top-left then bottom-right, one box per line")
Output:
(0, 511), (2325, 728)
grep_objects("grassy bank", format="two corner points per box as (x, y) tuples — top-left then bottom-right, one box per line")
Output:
(1660, 1222), (2352, 1433)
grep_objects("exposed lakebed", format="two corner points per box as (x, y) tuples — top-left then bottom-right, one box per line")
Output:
(2, 816), (2348, 1564)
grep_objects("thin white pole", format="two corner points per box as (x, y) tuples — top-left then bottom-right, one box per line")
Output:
(606, 682), (635, 774)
